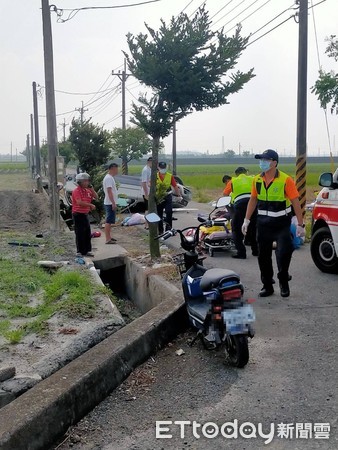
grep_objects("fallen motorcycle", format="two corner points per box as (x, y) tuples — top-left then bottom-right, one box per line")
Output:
(188, 196), (235, 257)
(146, 198), (255, 368)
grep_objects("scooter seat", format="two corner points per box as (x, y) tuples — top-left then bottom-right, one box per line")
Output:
(200, 268), (239, 291)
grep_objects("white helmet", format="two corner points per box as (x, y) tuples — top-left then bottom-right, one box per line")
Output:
(75, 172), (90, 182)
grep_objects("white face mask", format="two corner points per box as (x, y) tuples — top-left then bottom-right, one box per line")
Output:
(159, 169), (167, 174)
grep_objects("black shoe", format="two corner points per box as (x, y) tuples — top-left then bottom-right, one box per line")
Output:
(280, 282), (290, 298)
(259, 286), (274, 297)
(232, 254), (246, 259)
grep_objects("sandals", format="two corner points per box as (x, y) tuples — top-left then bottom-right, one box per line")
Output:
(105, 238), (117, 244)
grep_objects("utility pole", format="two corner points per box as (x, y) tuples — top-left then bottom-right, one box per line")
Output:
(172, 119), (177, 176)
(26, 134), (31, 167)
(59, 118), (68, 142)
(295, 0), (308, 216)
(41, 0), (60, 231)
(112, 59), (131, 174)
(30, 114), (35, 171)
(75, 101), (88, 125)
(33, 81), (43, 191)
(10, 142), (13, 162)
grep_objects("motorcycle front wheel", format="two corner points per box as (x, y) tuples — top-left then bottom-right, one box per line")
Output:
(226, 334), (249, 368)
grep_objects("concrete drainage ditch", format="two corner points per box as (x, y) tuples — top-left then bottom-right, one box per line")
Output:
(0, 252), (186, 450)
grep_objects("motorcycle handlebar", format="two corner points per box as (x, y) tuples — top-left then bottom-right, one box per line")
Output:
(155, 230), (176, 240)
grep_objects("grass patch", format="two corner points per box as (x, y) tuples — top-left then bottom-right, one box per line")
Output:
(45, 271), (96, 318)
(0, 256), (97, 343)
(3, 329), (25, 344)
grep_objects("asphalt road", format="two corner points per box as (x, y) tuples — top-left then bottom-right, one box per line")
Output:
(56, 202), (338, 450)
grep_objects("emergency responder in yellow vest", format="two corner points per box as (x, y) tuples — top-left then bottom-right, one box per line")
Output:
(242, 149), (305, 298)
(224, 167), (258, 259)
(156, 162), (182, 234)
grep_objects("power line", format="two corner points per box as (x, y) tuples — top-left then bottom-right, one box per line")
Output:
(250, 2), (294, 37)
(53, 0), (162, 23)
(83, 83), (119, 107)
(310, 0), (332, 155)
(214, 0), (260, 31)
(213, 0), (247, 27)
(104, 113), (122, 125)
(210, 1), (235, 21)
(39, 109), (77, 118)
(246, 0), (326, 47)
(89, 90), (121, 117)
(126, 86), (140, 101)
(189, 1), (206, 18)
(180, 0), (196, 15)
(247, 15), (295, 47)
(54, 87), (117, 96)
(223, 0), (272, 35)
(84, 72), (117, 105)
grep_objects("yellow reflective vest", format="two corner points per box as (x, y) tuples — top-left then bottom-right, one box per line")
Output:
(156, 172), (172, 202)
(231, 174), (253, 204)
(254, 170), (292, 218)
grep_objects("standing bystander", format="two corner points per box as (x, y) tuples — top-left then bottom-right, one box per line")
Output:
(103, 163), (119, 244)
(72, 172), (98, 257)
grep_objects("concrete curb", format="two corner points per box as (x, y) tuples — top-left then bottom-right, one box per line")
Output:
(0, 291), (186, 450)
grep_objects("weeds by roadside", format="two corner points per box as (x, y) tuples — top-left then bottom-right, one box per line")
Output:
(0, 231), (98, 344)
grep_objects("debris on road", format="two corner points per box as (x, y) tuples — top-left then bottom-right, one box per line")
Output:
(175, 348), (185, 356)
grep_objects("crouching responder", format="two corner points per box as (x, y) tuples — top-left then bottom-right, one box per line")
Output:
(224, 167), (258, 259)
(242, 149), (305, 298)
(72, 172), (98, 257)
(156, 162), (182, 234)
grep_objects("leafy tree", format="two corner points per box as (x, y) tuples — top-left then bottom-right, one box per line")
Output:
(312, 35), (338, 114)
(242, 150), (251, 157)
(111, 126), (153, 174)
(69, 119), (112, 174)
(125, 6), (254, 257)
(59, 141), (76, 166)
(41, 141), (75, 167)
(224, 149), (236, 158)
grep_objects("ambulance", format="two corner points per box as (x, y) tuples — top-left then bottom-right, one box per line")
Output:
(311, 169), (338, 274)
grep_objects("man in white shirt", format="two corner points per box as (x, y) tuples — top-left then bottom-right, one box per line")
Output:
(103, 163), (119, 244)
(141, 156), (152, 212)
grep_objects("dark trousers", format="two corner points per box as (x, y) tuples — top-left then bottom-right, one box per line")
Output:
(232, 201), (258, 256)
(73, 213), (92, 255)
(257, 221), (293, 287)
(157, 195), (173, 234)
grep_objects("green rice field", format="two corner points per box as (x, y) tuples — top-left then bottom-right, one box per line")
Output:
(129, 162), (335, 201)
(0, 162), (27, 171)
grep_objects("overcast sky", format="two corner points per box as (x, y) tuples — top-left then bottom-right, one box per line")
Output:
(0, 0), (337, 157)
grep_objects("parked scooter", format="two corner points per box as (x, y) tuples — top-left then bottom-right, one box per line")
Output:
(146, 198), (255, 368)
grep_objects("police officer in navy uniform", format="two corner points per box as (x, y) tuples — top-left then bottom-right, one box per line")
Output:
(224, 167), (257, 259)
(242, 149), (305, 298)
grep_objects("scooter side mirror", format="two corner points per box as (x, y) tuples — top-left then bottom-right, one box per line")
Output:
(216, 196), (231, 208)
(145, 213), (161, 223)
